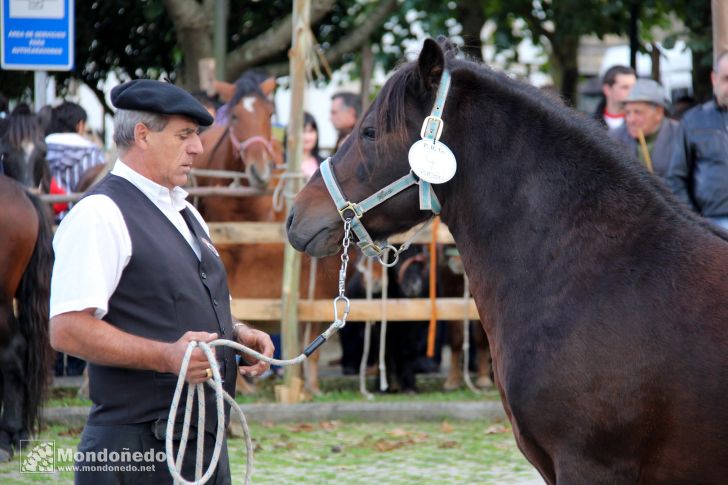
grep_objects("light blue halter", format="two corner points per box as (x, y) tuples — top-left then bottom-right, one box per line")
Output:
(319, 70), (452, 261)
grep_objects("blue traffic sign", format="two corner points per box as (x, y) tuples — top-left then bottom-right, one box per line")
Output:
(1, 0), (74, 71)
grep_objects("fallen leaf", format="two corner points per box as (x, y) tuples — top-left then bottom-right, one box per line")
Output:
(438, 440), (460, 449)
(440, 421), (454, 433)
(290, 423), (315, 432)
(388, 428), (409, 437)
(485, 424), (509, 434)
(320, 420), (340, 430)
(374, 438), (414, 452)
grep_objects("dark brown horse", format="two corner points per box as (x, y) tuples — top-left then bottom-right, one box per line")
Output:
(287, 38), (728, 482)
(0, 175), (53, 462)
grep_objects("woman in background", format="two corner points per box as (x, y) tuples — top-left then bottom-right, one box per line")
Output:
(301, 111), (323, 179)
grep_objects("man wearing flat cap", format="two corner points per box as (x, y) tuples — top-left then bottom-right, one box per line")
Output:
(608, 78), (681, 178)
(49, 79), (274, 484)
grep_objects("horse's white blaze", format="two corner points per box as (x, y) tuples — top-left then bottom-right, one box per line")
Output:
(242, 96), (256, 113)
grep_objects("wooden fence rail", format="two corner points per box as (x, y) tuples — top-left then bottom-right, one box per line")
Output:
(231, 297), (479, 322)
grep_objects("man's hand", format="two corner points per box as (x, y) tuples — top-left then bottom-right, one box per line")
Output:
(162, 331), (218, 384)
(234, 324), (275, 377)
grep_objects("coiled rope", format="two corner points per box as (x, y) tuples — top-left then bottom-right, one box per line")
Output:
(166, 219), (354, 484)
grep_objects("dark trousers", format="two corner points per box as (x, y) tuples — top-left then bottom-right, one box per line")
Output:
(74, 422), (231, 485)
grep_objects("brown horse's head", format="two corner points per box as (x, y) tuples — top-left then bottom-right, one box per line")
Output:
(205, 71), (277, 189)
(0, 105), (48, 190)
(287, 38), (456, 257)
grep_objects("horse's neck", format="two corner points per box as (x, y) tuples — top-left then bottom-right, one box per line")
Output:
(438, 106), (668, 335)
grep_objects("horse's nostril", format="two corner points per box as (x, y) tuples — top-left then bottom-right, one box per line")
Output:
(285, 210), (295, 233)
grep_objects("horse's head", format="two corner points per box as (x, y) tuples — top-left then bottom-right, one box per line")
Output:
(287, 38), (457, 257)
(0, 106), (48, 189)
(215, 72), (277, 188)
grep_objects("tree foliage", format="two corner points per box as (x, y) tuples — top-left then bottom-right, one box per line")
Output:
(0, 0), (714, 109)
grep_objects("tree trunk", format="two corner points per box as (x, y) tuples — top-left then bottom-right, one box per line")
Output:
(162, 0), (213, 90)
(225, 0), (336, 81)
(550, 36), (580, 106)
(260, 0), (398, 78)
(456, 3), (486, 61)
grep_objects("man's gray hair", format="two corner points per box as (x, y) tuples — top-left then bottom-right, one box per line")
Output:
(113, 109), (169, 150)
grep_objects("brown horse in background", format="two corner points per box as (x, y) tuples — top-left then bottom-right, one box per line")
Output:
(0, 174), (53, 461)
(196, 71), (341, 394)
(287, 38), (728, 482)
(438, 246), (492, 391)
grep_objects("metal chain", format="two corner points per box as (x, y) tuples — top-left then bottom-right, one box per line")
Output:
(331, 218), (352, 331)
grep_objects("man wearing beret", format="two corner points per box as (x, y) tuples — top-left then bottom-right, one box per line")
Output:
(608, 78), (681, 178)
(49, 79), (275, 484)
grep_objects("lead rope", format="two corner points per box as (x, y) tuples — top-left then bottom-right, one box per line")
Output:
(378, 251), (390, 392)
(359, 256), (375, 399)
(167, 219), (354, 485)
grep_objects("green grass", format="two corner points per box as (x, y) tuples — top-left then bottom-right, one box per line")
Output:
(0, 421), (541, 484)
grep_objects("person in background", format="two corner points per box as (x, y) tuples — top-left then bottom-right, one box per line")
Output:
(330, 91), (360, 151)
(667, 51), (728, 230)
(45, 101), (105, 194)
(671, 95), (696, 120)
(301, 111), (323, 179)
(593, 65), (637, 130)
(609, 78), (681, 178)
(49, 79), (275, 484)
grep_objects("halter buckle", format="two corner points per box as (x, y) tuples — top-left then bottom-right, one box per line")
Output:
(420, 115), (444, 141)
(339, 201), (364, 220)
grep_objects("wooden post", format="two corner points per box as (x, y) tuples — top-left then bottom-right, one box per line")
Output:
(214, 0), (228, 81)
(280, 0), (310, 387)
(714, 0), (728, 64)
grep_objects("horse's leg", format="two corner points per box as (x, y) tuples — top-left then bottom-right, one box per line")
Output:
(0, 327), (28, 462)
(443, 322), (464, 390)
(473, 322), (494, 389)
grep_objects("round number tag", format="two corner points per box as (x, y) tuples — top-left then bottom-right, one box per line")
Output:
(408, 139), (457, 184)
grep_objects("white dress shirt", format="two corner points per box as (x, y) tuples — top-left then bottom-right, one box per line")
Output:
(50, 160), (209, 320)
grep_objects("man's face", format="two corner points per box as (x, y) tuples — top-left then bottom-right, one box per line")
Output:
(604, 73), (637, 111)
(144, 115), (203, 189)
(330, 98), (356, 132)
(712, 56), (728, 108)
(624, 102), (664, 138)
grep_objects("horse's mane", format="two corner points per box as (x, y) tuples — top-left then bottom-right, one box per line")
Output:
(1, 104), (45, 151)
(227, 69), (271, 109)
(373, 48), (725, 241)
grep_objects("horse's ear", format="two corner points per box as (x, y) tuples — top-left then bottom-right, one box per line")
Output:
(260, 77), (276, 97)
(213, 81), (236, 103)
(417, 38), (445, 92)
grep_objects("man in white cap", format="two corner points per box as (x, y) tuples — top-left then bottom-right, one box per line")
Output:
(50, 79), (275, 484)
(609, 78), (681, 178)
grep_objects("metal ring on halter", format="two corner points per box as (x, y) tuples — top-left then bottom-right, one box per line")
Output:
(378, 245), (400, 267)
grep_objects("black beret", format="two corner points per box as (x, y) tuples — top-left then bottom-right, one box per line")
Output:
(110, 79), (214, 126)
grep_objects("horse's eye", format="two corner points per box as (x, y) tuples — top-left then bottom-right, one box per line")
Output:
(362, 127), (376, 141)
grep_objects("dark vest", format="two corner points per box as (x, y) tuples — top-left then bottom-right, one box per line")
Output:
(85, 174), (236, 432)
